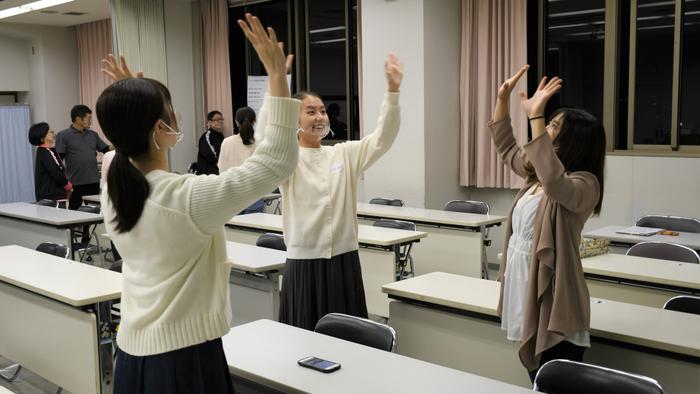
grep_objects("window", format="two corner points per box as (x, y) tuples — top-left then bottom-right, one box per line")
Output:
(228, 0), (360, 141)
(535, 0), (700, 154)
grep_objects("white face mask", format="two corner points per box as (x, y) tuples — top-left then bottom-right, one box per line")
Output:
(299, 123), (334, 139)
(153, 120), (184, 151)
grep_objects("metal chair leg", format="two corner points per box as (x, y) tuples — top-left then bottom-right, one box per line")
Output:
(0, 363), (22, 382)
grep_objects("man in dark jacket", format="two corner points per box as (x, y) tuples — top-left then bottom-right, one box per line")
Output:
(196, 110), (225, 175)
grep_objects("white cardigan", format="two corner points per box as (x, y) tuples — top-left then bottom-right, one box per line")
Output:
(279, 92), (400, 259)
(102, 96), (300, 356)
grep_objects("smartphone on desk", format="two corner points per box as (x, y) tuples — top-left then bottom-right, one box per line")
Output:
(297, 356), (341, 373)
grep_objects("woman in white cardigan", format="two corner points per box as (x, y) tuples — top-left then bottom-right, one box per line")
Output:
(99, 14), (298, 393)
(276, 53), (404, 329)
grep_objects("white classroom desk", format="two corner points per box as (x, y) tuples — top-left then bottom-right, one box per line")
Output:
(0, 202), (103, 259)
(583, 253), (700, 308)
(356, 202), (507, 278)
(0, 245), (121, 394)
(382, 272), (700, 392)
(583, 225), (700, 251)
(227, 241), (286, 326)
(222, 319), (532, 394)
(225, 213), (427, 318)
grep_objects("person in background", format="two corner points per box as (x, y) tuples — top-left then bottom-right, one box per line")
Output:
(55, 105), (112, 210)
(28, 122), (72, 203)
(197, 110), (225, 175)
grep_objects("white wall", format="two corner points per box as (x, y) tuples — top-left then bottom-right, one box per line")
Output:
(0, 35), (30, 92)
(361, 0), (426, 207)
(0, 23), (79, 129)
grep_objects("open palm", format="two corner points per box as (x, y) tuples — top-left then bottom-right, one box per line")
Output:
(518, 76), (562, 117)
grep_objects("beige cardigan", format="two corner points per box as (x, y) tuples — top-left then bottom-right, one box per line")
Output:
(489, 116), (600, 371)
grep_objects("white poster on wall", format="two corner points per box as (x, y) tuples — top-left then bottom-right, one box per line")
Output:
(246, 75), (293, 116)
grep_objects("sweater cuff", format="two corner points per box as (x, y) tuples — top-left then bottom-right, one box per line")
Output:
(488, 115), (511, 128)
(523, 130), (551, 150)
(264, 97), (301, 129)
(385, 91), (400, 106)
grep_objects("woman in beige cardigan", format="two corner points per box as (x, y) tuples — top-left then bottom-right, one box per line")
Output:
(489, 65), (606, 382)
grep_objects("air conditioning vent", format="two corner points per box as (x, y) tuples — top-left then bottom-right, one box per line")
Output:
(63, 11), (86, 16)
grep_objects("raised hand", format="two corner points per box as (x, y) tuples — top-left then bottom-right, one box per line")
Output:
(497, 65), (528, 101)
(385, 53), (403, 93)
(101, 54), (143, 82)
(238, 14), (288, 78)
(517, 76), (563, 117)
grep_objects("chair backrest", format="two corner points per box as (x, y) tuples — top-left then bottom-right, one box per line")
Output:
(188, 161), (199, 175)
(77, 204), (101, 214)
(314, 313), (396, 352)
(663, 295), (700, 315)
(256, 233), (287, 251)
(444, 200), (490, 215)
(636, 215), (700, 233)
(626, 242), (700, 264)
(35, 199), (58, 207)
(109, 260), (123, 273)
(35, 242), (70, 259)
(372, 218), (416, 231)
(534, 360), (664, 394)
(369, 197), (405, 207)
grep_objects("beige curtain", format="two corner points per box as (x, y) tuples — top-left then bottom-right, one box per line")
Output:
(459, 0), (527, 188)
(110, 0), (168, 83)
(201, 0), (234, 136)
(76, 19), (113, 141)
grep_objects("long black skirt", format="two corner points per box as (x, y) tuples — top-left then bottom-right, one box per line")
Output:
(278, 250), (368, 330)
(114, 338), (234, 394)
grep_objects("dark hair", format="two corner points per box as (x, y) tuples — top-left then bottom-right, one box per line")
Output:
(235, 107), (256, 146)
(70, 105), (92, 122)
(28, 122), (50, 146)
(96, 78), (172, 233)
(292, 91), (323, 102)
(207, 110), (222, 121)
(526, 108), (606, 214)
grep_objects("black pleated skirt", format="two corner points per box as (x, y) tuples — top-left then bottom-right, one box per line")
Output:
(114, 338), (234, 394)
(278, 250), (368, 330)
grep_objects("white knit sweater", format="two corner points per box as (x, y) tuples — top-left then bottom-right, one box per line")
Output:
(280, 92), (400, 259)
(102, 97), (300, 356)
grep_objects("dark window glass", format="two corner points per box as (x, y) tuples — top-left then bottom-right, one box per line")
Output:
(545, 0), (606, 121)
(679, 0), (700, 145)
(633, 0), (675, 145)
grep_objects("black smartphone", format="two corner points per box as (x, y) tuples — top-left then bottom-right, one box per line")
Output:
(297, 356), (341, 373)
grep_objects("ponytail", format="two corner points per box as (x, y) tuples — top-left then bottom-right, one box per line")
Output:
(107, 151), (150, 232)
(235, 106), (256, 146)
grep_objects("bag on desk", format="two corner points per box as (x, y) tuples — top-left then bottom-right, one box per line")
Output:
(579, 238), (610, 258)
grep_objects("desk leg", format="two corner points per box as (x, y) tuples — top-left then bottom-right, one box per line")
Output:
(229, 271), (281, 327)
(94, 301), (114, 393)
(358, 248), (396, 318)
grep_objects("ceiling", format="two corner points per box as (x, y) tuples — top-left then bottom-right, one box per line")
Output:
(0, 0), (110, 26)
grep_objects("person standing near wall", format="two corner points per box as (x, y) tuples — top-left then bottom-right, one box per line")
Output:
(197, 110), (225, 175)
(55, 105), (112, 210)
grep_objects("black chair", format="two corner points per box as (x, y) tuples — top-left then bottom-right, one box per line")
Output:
(369, 197), (405, 207)
(444, 200), (490, 215)
(35, 242), (70, 259)
(373, 219), (416, 279)
(663, 295), (700, 315)
(314, 313), (396, 352)
(35, 198), (58, 207)
(188, 161), (199, 175)
(534, 359), (664, 394)
(256, 233), (287, 251)
(626, 242), (700, 264)
(444, 199), (492, 279)
(636, 215), (700, 233)
(73, 204), (103, 263)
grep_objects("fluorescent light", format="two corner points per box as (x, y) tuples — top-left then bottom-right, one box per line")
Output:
(309, 26), (345, 34)
(0, 0), (75, 20)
